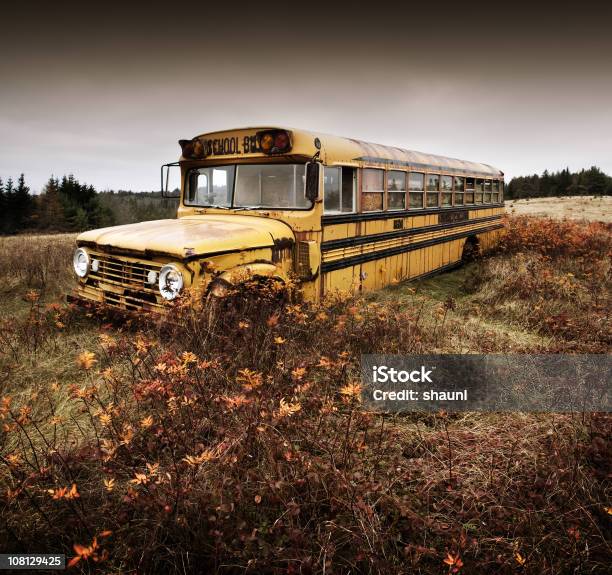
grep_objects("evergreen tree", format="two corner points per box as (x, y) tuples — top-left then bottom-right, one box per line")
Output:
(0, 178), (5, 233)
(39, 176), (69, 231)
(3, 178), (16, 233)
(12, 174), (33, 230)
(557, 168), (572, 195)
(57, 174), (107, 231)
(582, 166), (607, 195)
(540, 170), (552, 197)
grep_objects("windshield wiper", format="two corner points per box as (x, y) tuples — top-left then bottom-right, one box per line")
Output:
(233, 205), (265, 212)
(196, 205), (231, 210)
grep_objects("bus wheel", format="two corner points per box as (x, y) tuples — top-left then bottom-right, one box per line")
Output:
(206, 276), (289, 306)
(461, 236), (480, 263)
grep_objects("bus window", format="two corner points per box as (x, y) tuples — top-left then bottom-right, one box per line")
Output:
(441, 175), (452, 206)
(234, 164), (308, 208)
(475, 179), (483, 203)
(323, 167), (341, 212)
(341, 167), (356, 212)
(426, 173), (439, 207)
(187, 165), (235, 207)
(387, 170), (406, 210)
(465, 177), (475, 204)
(454, 176), (464, 205)
(409, 172), (424, 208)
(484, 179), (492, 202)
(491, 179), (499, 203)
(324, 166), (356, 213)
(362, 168), (384, 211)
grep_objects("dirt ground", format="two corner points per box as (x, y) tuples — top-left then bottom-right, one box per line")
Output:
(505, 195), (612, 222)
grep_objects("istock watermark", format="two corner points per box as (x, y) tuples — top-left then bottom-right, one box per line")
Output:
(361, 355), (611, 412)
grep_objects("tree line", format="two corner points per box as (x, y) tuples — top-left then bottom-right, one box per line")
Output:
(0, 175), (176, 235)
(505, 166), (612, 200)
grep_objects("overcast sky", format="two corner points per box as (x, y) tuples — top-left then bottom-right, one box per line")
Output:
(1, 3), (611, 192)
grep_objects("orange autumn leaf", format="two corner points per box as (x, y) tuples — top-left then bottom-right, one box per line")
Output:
(76, 351), (97, 370)
(443, 552), (463, 572)
(340, 381), (362, 400)
(276, 398), (301, 418)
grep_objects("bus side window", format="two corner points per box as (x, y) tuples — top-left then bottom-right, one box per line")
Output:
(492, 179), (499, 203)
(409, 172), (424, 208)
(387, 170), (407, 210)
(441, 175), (453, 206)
(323, 167), (341, 212)
(454, 176), (464, 205)
(426, 173), (440, 207)
(341, 167), (356, 212)
(324, 167), (355, 213)
(475, 178), (484, 203)
(362, 168), (384, 211)
(484, 179), (492, 203)
(465, 177), (475, 204)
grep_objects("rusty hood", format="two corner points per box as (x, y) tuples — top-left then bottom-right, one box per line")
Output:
(76, 215), (295, 259)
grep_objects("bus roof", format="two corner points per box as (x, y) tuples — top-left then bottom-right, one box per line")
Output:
(191, 126), (504, 178)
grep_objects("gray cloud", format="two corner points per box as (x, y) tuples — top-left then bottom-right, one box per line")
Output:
(1, 3), (611, 191)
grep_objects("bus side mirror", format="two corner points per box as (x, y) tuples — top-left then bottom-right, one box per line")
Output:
(161, 163), (181, 199)
(305, 162), (320, 202)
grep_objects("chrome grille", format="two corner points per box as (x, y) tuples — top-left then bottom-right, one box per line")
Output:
(89, 253), (162, 293)
(102, 289), (160, 311)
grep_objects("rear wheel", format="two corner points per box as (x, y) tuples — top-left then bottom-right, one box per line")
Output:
(461, 236), (480, 263)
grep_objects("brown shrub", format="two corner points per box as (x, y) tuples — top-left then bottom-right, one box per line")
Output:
(465, 216), (611, 352)
(0, 286), (610, 574)
(0, 234), (76, 297)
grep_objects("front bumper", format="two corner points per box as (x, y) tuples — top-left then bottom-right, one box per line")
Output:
(68, 283), (165, 313)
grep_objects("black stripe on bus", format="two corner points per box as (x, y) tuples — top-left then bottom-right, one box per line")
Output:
(321, 223), (504, 273)
(321, 203), (505, 225)
(321, 214), (502, 252)
(354, 156), (502, 178)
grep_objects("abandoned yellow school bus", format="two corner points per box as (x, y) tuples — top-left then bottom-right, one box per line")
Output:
(70, 127), (504, 311)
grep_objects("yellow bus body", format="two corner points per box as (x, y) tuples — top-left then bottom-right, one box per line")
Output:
(73, 126), (504, 311)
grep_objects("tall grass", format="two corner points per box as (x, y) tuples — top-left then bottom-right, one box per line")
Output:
(0, 218), (610, 574)
(465, 216), (611, 352)
(0, 234), (76, 299)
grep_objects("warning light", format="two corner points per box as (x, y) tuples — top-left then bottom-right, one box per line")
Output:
(178, 138), (206, 159)
(256, 130), (292, 154)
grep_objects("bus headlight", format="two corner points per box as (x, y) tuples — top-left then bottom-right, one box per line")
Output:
(158, 264), (184, 300)
(73, 248), (90, 278)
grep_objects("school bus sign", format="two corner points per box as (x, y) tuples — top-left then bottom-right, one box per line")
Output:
(179, 128), (293, 160)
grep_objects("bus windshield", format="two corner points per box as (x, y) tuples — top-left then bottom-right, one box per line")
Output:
(185, 163), (309, 209)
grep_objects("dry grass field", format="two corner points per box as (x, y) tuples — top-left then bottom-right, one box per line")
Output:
(506, 195), (612, 222)
(0, 215), (610, 574)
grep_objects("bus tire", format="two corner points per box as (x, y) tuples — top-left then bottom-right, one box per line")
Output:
(461, 236), (480, 263)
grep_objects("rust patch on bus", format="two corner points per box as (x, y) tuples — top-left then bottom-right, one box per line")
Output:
(271, 237), (294, 263)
